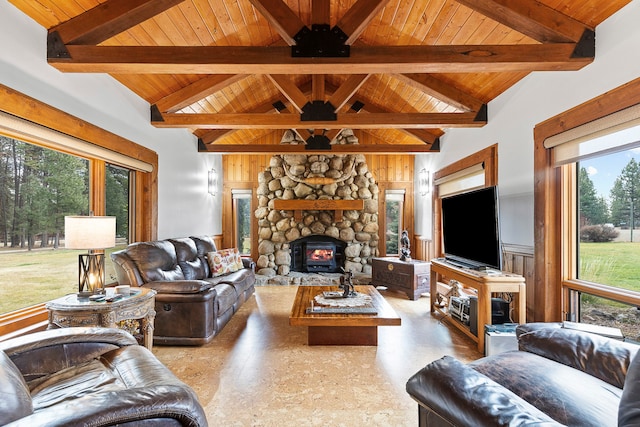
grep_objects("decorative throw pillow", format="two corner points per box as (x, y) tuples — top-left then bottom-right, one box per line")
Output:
(207, 248), (243, 277)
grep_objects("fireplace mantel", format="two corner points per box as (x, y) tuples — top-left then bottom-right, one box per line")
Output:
(273, 199), (364, 222)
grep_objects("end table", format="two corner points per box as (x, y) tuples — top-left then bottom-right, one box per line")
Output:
(46, 287), (157, 350)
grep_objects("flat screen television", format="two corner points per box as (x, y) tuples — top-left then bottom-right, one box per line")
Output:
(441, 186), (502, 270)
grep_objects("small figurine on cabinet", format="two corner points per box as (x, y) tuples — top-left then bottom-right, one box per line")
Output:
(399, 229), (411, 261)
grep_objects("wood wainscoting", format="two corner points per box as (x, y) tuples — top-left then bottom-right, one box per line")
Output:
(502, 244), (535, 322)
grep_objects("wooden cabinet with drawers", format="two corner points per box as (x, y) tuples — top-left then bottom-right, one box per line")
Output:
(371, 257), (430, 300)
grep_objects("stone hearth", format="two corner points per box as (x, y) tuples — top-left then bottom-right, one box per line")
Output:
(254, 131), (380, 277)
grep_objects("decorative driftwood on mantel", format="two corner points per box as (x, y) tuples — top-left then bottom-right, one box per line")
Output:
(273, 199), (365, 222)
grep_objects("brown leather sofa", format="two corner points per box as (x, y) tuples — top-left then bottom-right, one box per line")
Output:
(111, 235), (255, 345)
(0, 327), (207, 426)
(406, 322), (640, 427)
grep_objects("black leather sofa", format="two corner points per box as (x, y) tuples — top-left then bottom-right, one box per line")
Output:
(111, 235), (255, 345)
(406, 322), (640, 427)
(0, 327), (207, 426)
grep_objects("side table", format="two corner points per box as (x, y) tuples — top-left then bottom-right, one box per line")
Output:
(46, 288), (157, 350)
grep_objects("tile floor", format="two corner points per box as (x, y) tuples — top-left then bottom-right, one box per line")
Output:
(153, 285), (482, 427)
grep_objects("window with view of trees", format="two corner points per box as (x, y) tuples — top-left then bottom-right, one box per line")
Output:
(0, 138), (131, 314)
(232, 190), (252, 255)
(571, 141), (640, 339)
(385, 190), (405, 256)
(0, 137), (89, 313)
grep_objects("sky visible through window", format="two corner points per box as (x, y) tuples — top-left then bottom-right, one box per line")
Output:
(582, 147), (640, 201)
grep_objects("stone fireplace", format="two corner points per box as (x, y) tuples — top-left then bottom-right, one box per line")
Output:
(254, 130), (379, 277)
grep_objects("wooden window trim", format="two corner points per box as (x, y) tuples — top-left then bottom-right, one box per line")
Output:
(533, 77), (640, 322)
(0, 84), (158, 337)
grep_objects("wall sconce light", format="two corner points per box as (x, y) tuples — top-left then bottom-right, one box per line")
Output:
(208, 168), (218, 196)
(419, 168), (430, 196)
(65, 214), (116, 295)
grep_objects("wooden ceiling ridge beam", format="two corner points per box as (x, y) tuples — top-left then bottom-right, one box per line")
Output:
(395, 74), (485, 113)
(455, 0), (592, 44)
(151, 112), (486, 129)
(198, 143), (438, 154)
(48, 44), (592, 74)
(154, 74), (245, 113)
(48, 0), (185, 47)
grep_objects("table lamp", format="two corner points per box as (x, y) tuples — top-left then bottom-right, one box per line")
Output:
(64, 215), (116, 294)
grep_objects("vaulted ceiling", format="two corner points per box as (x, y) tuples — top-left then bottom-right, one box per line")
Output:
(9, 0), (631, 154)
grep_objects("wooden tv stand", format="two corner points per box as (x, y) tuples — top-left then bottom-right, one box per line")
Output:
(429, 259), (526, 354)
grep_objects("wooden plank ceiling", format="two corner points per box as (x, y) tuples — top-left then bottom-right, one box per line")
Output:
(9, 0), (631, 154)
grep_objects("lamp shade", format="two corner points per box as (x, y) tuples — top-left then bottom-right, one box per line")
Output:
(64, 216), (116, 249)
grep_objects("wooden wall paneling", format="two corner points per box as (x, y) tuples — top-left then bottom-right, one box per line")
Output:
(412, 235), (432, 261)
(502, 244), (535, 323)
(222, 153), (271, 260)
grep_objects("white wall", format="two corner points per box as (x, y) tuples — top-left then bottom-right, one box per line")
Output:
(0, 2), (223, 239)
(415, 1), (640, 247)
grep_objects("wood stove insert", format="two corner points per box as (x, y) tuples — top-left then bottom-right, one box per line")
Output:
(291, 235), (346, 273)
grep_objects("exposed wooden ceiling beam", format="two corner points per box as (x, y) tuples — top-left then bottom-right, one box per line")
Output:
(353, 100), (444, 145)
(48, 44), (592, 74)
(395, 74), (485, 112)
(311, 0), (331, 25)
(455, 0), (590, 43)
(338, 0), (391, 45)
(49, 0), (184, 46)
(154, 74), (245, 113)
(312, 75), (325, 101)
(328, 74), (370, 111)
(267, 75), (309, 113)
(195, 79), (455, 146)
(198, 143), (438, 154)
(152, 112), (486, 129)
(247, 0), (305, 46)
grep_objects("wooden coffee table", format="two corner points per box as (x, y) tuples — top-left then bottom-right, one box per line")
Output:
(289, 285), (401, 346)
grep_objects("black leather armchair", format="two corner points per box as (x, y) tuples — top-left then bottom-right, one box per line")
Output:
(0, 327), (208, 426)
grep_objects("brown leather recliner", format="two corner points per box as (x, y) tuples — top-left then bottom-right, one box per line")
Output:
(406, 323), (640, 427)
(110, 235), (255, 346)
(0, 327), (208, 426)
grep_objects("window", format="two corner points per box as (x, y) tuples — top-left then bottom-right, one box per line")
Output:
(232, 189), (252, 255)
(567, 134), (640, 337)
(535, 83), (640, 340)
(0, 85), (158, 336)
(0, 137), (89, 313)
(385, 190), (405, 256)
(105, 164), (132, 283)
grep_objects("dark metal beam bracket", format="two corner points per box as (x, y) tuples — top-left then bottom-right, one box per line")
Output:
(47, 31), (70, 59)
(292, 24), (350, 57)
(301, 100), (337, 121)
